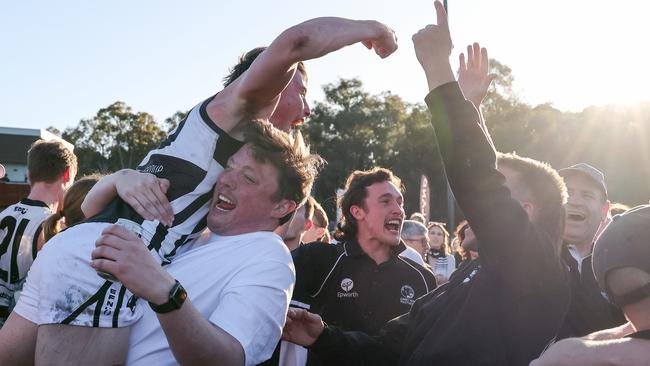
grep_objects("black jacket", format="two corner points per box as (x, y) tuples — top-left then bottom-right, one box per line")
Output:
(558, 245), (626, 338)
(310, 82), (571, 366)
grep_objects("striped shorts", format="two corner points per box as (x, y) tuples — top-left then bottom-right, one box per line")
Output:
(14, 222), (144, 327)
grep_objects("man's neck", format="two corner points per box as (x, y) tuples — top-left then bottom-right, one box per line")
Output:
(569, 240), (594, 258)
(356, 232), (392, 265)
(284, 237), (301, 252)
(27, 183), (61, 212)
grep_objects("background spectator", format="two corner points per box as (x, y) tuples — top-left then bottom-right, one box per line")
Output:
(426, 221), (456, 284)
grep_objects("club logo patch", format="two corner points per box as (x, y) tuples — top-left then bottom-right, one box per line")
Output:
(400, 285), (415, 305)
(401, 285), (415, 299)
(337, 278), (359, 298)
(340, 278), (354, 292)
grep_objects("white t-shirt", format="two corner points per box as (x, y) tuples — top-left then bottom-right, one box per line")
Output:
(126, 231), (295, 366)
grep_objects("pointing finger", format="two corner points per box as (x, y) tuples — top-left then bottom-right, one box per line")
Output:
(435, 0), (449, 29)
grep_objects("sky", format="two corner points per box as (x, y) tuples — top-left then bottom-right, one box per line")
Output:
(2, 0), (649, 132)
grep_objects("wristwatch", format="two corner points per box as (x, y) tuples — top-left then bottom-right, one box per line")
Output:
(149, 279), (187, 313)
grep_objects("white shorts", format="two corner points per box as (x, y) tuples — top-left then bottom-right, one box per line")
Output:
(13, 223), (143, 327)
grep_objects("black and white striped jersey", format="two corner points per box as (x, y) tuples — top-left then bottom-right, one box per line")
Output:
(0, 198), (52, 326)
(87, 95), (243, 264)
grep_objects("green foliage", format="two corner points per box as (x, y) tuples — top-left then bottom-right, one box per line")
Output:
(63, 102), (166, 175)
(303, 78), (446, 219)
(477, 59), (650, 206)
(59, 66), (650, 221)
(163, 111), (188, 133)
(304, 74), (650, 224)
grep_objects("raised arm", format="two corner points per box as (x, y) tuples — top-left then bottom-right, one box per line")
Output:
(412, 2), (545, 270)
(212, 17), (398, 132)
(457, 42), (497, 148)
(458, 43), (496, 110)
(412, 2), (454, 93)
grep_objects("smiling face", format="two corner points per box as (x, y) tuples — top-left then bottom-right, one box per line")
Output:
(352, 181), (405, 247)
(428, 225), (445, 250)
(207, 144), (291, 236)
(563, 173), (609, 247)
(269, 71), (310, 132)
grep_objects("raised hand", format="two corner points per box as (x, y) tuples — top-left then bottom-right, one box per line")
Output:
(281, 308), (325, 346)
(412, 0), (455, 91)
(361, 21), (399, 59)
(458, 43), (496, 107)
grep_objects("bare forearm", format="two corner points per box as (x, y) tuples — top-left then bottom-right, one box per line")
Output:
(81, 170), (125, 217)
(227, 17), (392, 122)
(422, 60), (455, 93)
(158, 299), (244, 366)
(279, 18), (386, 61)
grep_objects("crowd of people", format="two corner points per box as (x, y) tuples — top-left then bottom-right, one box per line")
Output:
(0, 1), (649, 365)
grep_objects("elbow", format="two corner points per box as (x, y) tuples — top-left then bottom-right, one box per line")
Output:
(276, 26), (311, 58)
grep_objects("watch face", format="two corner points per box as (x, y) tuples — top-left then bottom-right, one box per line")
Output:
(171, 284), (188, 308)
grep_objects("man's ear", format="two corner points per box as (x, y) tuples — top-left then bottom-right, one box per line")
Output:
(350, 205), (365, 221)
(272, 199), (297, 219)
(601, 200), (611, 222)
(521, 201), (535, 220)
(62, 166), (71, 184)
(304, 219), (313, 232)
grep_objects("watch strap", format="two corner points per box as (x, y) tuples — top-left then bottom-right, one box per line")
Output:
(149, 279), (186, 313)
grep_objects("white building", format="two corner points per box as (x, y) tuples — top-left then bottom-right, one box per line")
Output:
(0, 127), (74, 183)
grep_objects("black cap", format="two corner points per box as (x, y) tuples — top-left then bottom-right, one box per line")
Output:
(593, 205), (650, 306)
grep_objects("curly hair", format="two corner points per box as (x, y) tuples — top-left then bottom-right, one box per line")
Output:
(334, 167), (403, 241)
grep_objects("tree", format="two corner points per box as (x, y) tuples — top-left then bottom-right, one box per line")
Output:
(163, 111), (188, 133)
(63, 102), (166, 175)
(303, 78), (446, 220)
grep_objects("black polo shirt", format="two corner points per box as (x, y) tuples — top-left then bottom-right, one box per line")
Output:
(293, 239), (436, 335)
(258, 239), (436, 366)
